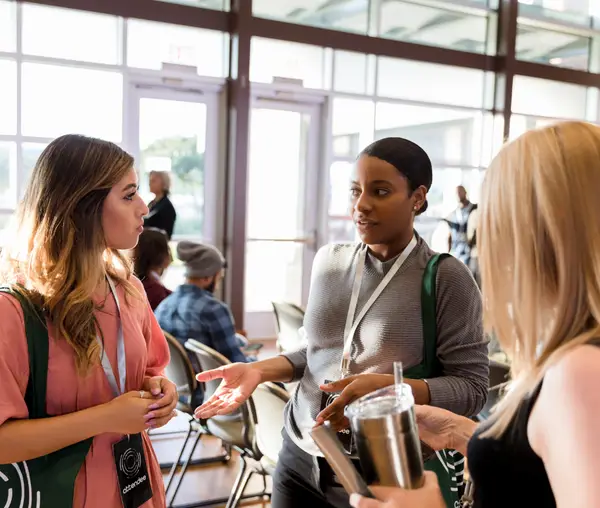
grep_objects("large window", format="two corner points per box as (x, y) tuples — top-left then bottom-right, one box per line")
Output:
(21, 64), (124, 141)
(376, 1), (493, 54)
(0, 142), (17, 209)
(252, 0), (495, 53)
(511, 75), (590, 119)
(22, 4), (121, 64)
(0, 1), (16, 52)
(0, 59), (17, 136)
(127, 20), (228, 77)
(516, 24), (591, 70)
(376, 57), (489, 108)
(253, 0), (370, 34)
(0, 3), (227, 249)
(250, 38), (329, 89)
(518, 0), (600, 24)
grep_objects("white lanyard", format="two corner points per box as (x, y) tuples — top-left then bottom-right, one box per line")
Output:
(340, 236), (417, 377)
(97, 275), (126, 397)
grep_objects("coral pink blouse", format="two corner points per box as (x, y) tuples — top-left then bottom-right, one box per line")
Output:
(0, 278), (170, 507)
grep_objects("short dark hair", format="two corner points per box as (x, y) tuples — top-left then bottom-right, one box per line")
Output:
(359, 137), (433, 214)
(132, 227), (171, 279)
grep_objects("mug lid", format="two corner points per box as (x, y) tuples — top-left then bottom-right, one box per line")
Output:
(345, 383), (414, 420)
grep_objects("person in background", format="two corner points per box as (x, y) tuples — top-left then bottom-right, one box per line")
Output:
(144, 170), (176, 240)
(350, 122), (600, 508)
(193, 137), (488, 508)
(132, 227), (173, 310)
(446, 185), (477, 268)
(0, 134), (177, 508)
(155, 241), (249, 366)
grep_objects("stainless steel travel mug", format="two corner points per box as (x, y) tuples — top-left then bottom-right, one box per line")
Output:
(346, 384), (425, 489)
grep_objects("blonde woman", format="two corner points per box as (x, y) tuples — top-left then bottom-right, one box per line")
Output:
(144, 170), (176, 239)
(0, 135), (177, 507)
(351, 121), (600, 508)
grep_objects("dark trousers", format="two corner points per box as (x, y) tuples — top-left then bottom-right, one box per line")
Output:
(271, 430), (361, 508)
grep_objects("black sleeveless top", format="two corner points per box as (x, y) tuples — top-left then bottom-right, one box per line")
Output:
(467, 340), (600, 507)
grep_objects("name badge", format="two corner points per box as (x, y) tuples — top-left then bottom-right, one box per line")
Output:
(113, 433), (153, 508)
(320, 379), (354, 454)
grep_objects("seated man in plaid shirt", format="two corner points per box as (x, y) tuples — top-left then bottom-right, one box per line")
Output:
(155, 241), (250, 405)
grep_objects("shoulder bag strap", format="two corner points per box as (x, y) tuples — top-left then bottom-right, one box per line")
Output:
(0, 287), (49, 418)
(421, 253), (451, 377)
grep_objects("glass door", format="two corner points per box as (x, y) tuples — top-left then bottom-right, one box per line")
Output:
(244, 99), (322, 338)
(127, 84), (221, 289)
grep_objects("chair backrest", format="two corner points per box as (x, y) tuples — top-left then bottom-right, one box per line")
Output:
(184, 339), (231, 402)
(163, 330), (197, 404)
(489, 359), (510, 388)
(477, 359), (511, 421)
(271, 301), (305, 352)
(251, 382), (290, 464)
(184, 339), (253, 448)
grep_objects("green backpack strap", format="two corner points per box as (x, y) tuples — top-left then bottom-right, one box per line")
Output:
(420, 253), (451, 377)
(0, 287), (49, 419)
(0, 287), (93, 508)
(404, 253), (451, 380)
(403, 254), (464, 508)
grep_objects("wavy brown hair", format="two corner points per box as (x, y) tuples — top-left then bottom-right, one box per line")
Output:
(0, 134), (139, 373)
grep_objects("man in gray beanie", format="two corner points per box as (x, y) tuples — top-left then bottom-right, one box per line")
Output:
(155, 241), (250, 406)
(176, 241), (227, 292)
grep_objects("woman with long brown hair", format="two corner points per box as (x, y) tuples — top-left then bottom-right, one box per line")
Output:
(351, 121), (600, 508)
(0, 134), (177, 507)
(132, 227), (173, 310)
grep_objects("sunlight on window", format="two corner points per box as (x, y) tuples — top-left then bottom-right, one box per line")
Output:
(22, 4), (120, 64)
(0, 143), (17, 208)
(21, 63), (123, 141)
(0, 60), (16, 136)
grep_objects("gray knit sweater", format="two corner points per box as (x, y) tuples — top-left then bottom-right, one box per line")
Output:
(282, 236), (489, 455)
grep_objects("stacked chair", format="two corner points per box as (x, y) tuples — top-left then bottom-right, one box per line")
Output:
(159, 332), (232, 506)
(271, 301), (305, 353)
(163, 339), (289, 508)
(477, 358), (511, 421)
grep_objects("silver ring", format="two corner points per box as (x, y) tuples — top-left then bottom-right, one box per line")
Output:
(139, 390), (145, 398)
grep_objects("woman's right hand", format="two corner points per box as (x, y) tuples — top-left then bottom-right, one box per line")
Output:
(415, 405), (478, 456)
(105, 391), (159, 434)
(194, 363), (262, 420)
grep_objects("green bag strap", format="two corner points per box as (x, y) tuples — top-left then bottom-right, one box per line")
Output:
(0, 287), (49, 419)
(420, 253), (451, 377)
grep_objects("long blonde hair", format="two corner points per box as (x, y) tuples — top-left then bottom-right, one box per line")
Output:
(0, 134), (138, 373)
(480, 121), (600, 437)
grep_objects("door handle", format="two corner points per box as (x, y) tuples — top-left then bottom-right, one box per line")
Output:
(246, 230), (318, 249)
(246, 236), (315, 245)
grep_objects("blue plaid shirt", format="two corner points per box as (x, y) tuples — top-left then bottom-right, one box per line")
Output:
(155, 284), (248, 364)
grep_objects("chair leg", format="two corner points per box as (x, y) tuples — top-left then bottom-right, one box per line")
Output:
(164, 418), (194, 495)
(161, 438), (231, 470)
(167, 430), (203, 507)
(225, 456), (254, 508)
